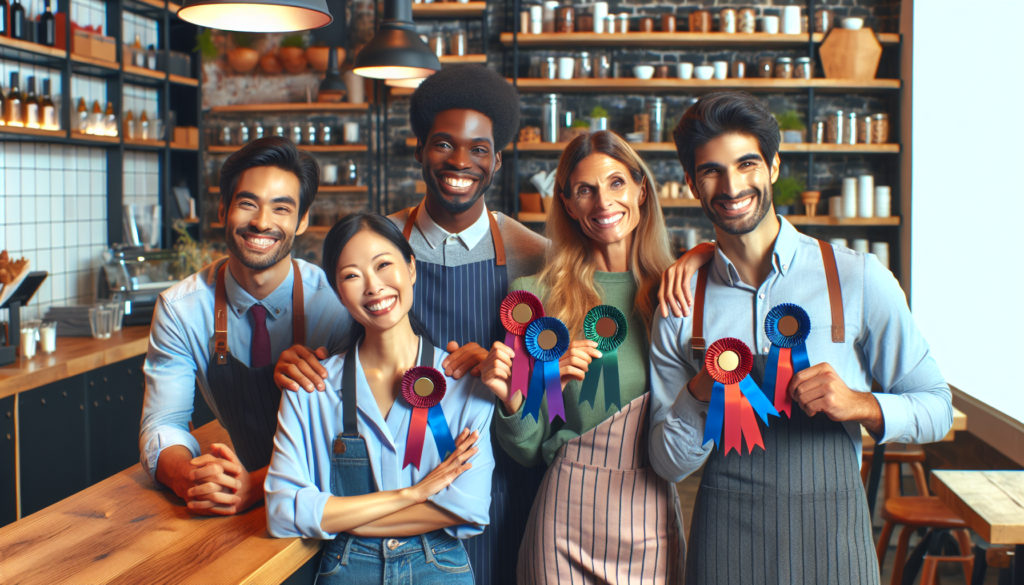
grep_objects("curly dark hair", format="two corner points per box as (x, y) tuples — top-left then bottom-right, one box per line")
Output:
(409, 65), (520, 149)
(218, 136), (319, 220)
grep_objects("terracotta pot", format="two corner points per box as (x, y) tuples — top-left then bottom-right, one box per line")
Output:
(278, 47), (308, 74)
(306, 46), (346, 72)
(227, 47), (259, 73)
(260, 52), (282, 74)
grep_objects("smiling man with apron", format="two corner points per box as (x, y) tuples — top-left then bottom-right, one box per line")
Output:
(648, 92), (951, 583)
(140, 137), (351, 516)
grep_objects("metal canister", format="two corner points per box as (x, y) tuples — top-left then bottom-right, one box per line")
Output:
(617, 13), (630, 33)
(543, 56), (557, 79)
(756, 56), (774, 78)
(738, 8), (757, 33)
(689, 10), (711, 33)
(774, 56), (793, 78)
(719, 8), (736, 33)
(730, 60), (746, 78)
(845, 112), (858, 144)
(647, 97), (665, 143)
(576, 51), (593, 78)
(872, 113), (890, 143)
(292, 124), (303, 144)
(604, 14), (616, 33)
(542, 94), (561, 143)
(814, 121), (825, 144)
(827, 110), (844, 144)
(595, 52), (612, 78)
(794, 57), (812, 79)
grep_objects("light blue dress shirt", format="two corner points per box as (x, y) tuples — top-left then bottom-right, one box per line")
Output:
(139, 258), (352, 481)
(265, 340), (496, 540)
(648, 217), (952, 484)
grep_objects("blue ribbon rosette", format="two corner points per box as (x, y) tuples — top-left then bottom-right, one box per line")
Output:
(579, 305), (628, 412)
(762, 304), (812, 418)
(522, 316), (571, 423)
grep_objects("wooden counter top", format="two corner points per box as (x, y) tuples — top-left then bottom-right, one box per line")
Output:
(0, 326), (150, 399)
(0, 421), (320, 584)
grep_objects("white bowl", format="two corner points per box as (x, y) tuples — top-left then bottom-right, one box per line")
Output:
(633, 65), (655, 80)
(841, 17), (864, 30)
(693, 65), (714, 80)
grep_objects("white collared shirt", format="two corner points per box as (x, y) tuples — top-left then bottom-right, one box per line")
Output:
(414, 201), (491, 251)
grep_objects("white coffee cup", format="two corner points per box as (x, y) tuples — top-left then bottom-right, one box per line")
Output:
(841, 17), (865, 30)
(871, 242), (890, 269)
(677, 62), (693, 79)
(762, 15), (780, 34)
(852, 238), (870, 254)
(693, 65), (714, 80)
(712, 60), (728, 80)
(633, 65), (655, 79)
(558, 57), (575, 79)
(322, 164), (338, 185)
(343, 71), (365, 104)
(343, 122), (360, 144)
(874, 186), (891, 217)
(829, 238), (849, 249)
(529, 5), (543, 34)
(782, 6), (801, 34)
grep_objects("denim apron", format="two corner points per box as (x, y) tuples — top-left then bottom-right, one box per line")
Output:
(314, 339), (475, 585)
(403, 206), (546, 585)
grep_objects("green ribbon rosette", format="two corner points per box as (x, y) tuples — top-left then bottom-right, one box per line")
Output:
(579, 305), (628, 411)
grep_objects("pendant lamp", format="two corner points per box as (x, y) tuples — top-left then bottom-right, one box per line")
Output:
(317, 45), (348, 102)
(177, 0), (332, 33)
(384, 76), (427, 88)
(353, 0), (439, 80)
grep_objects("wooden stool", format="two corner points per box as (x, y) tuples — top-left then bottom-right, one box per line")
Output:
(876, 496), (973, 585)
(861, 448), (929, 501)
(921, 553), (974, 585)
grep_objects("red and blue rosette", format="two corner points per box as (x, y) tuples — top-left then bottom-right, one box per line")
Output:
(763, 304), (812, 418)
(401, 366), (456, 470)
(579, 305), (628, 411)
(521, 317), (570, 423)
(500, 291), (545, 401)
(704, 338), (780, 456)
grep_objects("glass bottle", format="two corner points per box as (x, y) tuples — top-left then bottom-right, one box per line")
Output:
(7, 72), (23, 127)
(24, 75), (38, 128)
(0, 0), (8, 36)
(320, 124), (331, 145)
(77, 97), (88, 132)
(132, 34), (145, 68)
(307, 122), (316, 145)
(39, 0), (55, 46)
(254, 121), (264, 140)
(146, 44), (157, 70)
(140, 110), (149, 140)
(10, 0), (25, 40)
(124, 110), (135, 139)
(104, 101), (117, 136)
(239, 120), (249, 143)
(646, 97), (665, 143)
(291, 124), (302, 144)
(90, 100), (102, 134)
(41, 79), (55, 129)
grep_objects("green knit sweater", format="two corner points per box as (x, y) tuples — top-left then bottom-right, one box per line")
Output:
(493, 271), (650, 467)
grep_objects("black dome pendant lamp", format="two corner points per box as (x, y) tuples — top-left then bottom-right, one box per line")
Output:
(177, 0), (333, 33)
(353, 0), (439, 80)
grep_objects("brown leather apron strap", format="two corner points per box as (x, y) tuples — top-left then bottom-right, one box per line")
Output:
(290, 259), (306, 347)
(487, 211), (506, 267)
(214, 262), (230, 365)
(402, 205), (419, 241)
(691, 262), (711, 360)
(817, 240), (846, 343)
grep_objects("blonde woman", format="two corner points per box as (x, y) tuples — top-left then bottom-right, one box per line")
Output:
(479, 131), (685, 583)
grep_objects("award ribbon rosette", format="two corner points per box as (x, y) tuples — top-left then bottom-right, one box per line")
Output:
(521, 317), (571, 423)
(579, 305), (628, 411)
(401, 366), (457, 469)
(762, 303), (812, 418)
(500, 291), (545, 401)
(703, 338), (780, 456)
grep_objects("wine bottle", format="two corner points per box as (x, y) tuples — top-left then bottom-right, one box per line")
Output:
(38, 0), (54, 46)
(76, 97), (87, 132)
(123, 110), (134, 139)
(104, 101), (116, 136)
(7, 72), (22, 126)
(41, 78), (55, 129)
(140, 110), (149, 140)
(9, 0), (24, 40)
(89, 99), (102, 134)
(24, 75), (38, 128)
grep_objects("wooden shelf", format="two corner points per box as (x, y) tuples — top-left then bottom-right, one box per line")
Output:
(124, 137), (167, 148)
(122, 63), (167, 81)
(660, 198), (702, 208)
(135, 0), (167, 10)
(512, 77), (901, 93)
(0, 34), (66, 59)
(209, 102), (369, 113)
(168, 73), (198, 86)
(70, 53), (119, 70)
(70, 131), (120, 144)
(413, 1), (486, 18)
(170, 142), (198, 151)
(209, 185), (367, 194)
(501, 31), (899, 48)
(391, 87), (415, 98)
(207, 144), (367, 153)
(439, 54), (487, 64)
(779, 143), (900, 153)
(168, 1), (181, 12)
(784, 215), (900, 226)
(0, 125), (65, 139)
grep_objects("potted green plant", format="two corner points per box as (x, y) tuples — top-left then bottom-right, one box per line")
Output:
(772, 176), (805, 215)
(589, 105), (610, 132)
(775, 110), (806, 143)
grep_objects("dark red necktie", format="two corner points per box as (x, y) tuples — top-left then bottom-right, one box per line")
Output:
(250, 304), (271, 368)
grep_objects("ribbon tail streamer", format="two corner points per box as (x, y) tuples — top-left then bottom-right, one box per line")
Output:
(740, 376), (779, 424)
(403, 407), (429, 469)
(792, 342), (811, 372)
(521, 361), (546, 422)
(764, 344), (780, 412)
(544, 360), (566, 423)
(738, 398), (765, 454)
(427, 404), (457, 460)
(578, 357), (602, 408)
(508, 333), (531, 400)
(723, 383), (742, 456)
(603, 348), (621, 411)
(775, 347), (795, 418)
(703, 381), (725, 449)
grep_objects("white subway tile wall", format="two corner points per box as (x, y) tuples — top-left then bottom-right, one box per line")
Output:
(122, 12), (159, 49)
(123, 150), (161, 246)
(70, 0), (107, 32)
(0, 144), (109, 320)
(123, 83), (159, 131)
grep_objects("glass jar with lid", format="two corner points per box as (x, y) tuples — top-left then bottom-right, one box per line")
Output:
(871, 113), (890, 143)
(774, 57), (793, 78)
(756, 56), (774, 78)
(617, 13), (630, 33)
(794, 57), (812, 79)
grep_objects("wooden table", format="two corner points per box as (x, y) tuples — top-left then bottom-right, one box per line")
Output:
(932, 470), (1024, 584)
(0, 421), (320, 584)
(0, 326), (150, 399)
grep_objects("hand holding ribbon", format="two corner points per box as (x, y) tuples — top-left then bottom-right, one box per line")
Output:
(579, 305), (628, 411)
(763, 304), (812, 418)
(500, 291), (545, 401)
(703, 338), (779, 456)
(402, 366), (457, 470)
(521, 317), (571, 423)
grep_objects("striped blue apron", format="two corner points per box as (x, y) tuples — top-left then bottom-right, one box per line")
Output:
(403, 206), (547, 585)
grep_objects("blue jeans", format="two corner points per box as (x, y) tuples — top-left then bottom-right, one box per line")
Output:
(315, 529), (474, 585)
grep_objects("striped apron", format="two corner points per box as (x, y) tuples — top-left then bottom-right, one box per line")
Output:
(517, 393), (685, 584)
(685, 241), (878, 584)
(403, 207), (547, 585)
(206, 260), (304, 472)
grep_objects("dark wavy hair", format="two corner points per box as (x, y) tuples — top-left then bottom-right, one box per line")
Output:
(672, 91), (780, 182)
(322, 212), (432, 348)
(410, 64), (520, 150)
(218, 136), (320, 220)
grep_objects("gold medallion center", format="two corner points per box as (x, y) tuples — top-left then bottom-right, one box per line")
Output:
(538, 330), (558, 351)
(718, 350), (740, 372)
(778, 315), (800, 337)
(414, 378), (435, 397)
(595, 317), (618, 338)
(512, 303), (534, 324)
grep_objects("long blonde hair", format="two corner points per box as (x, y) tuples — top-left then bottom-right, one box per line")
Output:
(536, 131), (675, 341)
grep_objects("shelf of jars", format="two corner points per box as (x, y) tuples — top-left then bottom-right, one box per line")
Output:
(501, 31), (900, 48)
(402, 137), (897, 154)
(124, 137), (167, 149)
(511, 78), (901, 93)
(170, 142), (198, 151)
(70, 53), (120, 71)
(207, 144), (368, 154)
(169, 73), (199, 87)
(208, 185), (367, 194)
(209, 102), (370, 114)
(413, 2), (487, 18)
